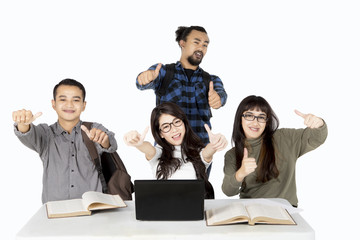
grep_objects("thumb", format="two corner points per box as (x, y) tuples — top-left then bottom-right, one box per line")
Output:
(208, 81), (214, 93)
(33, 112), (42, 119)
(294, 109), (306, 119)
(81, 125), (91, 137)
(243, 148), (248, 159)
(140, 126), (150, 141)
(204, 124), (213, 136)
(154, 63), (162, 77)
(31, 112), (42, 123)
(26, 112), (42, 125)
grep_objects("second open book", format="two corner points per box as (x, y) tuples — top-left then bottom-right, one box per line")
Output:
(46, 191), (126, 218)
(206, 201), (296, 226)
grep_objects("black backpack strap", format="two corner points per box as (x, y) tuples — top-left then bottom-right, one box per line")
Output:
(81, 121), (109, 194)
(201, 70), (211, 94)
(156, 63), (175, 97)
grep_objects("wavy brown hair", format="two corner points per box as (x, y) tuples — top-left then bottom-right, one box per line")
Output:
(232, 96), (280, 183)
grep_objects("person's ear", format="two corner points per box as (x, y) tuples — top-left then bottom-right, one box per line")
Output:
(179, 39), (185, 49)
(82, 101), (87, 112)
(51, 99), (56, 110)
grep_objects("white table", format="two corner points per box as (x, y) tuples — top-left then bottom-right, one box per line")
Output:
(16, 199), (314, 240)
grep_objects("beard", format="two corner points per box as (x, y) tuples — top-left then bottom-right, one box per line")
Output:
(187, 51), (203, 66)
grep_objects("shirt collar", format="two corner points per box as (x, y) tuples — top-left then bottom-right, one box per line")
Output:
(175, 61), (203, 73)
(54, 120), (82, 135)
(246, 137), (263, 148)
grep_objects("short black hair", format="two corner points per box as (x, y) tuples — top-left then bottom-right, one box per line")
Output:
(53, 78), (86, 101)
(175, 26), (207, 45)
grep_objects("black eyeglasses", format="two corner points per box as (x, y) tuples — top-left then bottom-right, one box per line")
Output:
(159, 118), (183, 133)
(242, 114), (268, 123)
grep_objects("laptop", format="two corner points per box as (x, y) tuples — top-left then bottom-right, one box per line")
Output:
(134, 179), (205, 221)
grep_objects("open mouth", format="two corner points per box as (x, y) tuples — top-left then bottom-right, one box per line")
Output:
(172, 133), (182, 140)
(194, 51), (203, 59)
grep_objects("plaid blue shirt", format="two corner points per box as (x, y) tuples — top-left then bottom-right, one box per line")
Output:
(136, 61), (227, 144)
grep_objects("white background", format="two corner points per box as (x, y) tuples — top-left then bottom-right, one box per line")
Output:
(1, 0), (359, 239)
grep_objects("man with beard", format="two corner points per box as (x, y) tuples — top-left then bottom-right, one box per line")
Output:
(136, 26), (227, 150)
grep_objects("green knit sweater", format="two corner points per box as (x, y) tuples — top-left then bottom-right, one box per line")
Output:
(222, 123), (328, 206)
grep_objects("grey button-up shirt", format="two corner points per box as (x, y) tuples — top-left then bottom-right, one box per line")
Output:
(14, 120), (117, 203)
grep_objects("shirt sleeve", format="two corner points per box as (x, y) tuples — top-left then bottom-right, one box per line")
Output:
(298, 121), (328, 157)
(148, 146), (163, 178)
(221, 149), (242, 197)
(278, 121), (328, 159)
(211, 75), (227, 106)
(199, 149), (212, 170)
(14, 123), (49, 160)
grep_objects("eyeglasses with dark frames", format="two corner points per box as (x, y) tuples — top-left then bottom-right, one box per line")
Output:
(159, 118), (183, 133)
(242, 113), (268, 123)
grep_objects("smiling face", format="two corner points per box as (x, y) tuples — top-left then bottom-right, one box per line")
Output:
(159, 113), (186, 146)
(51, 85), (86, 125)
(180, 30), (209, 68)
(241, 110), (267, 139)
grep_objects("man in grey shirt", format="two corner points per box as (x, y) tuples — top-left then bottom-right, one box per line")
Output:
(13, 79), (117, 203)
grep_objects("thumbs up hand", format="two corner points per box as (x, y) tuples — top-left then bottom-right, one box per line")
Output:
(204, 124), (228, 151)
(235, 148), (257, 182)
(208, 81), (221, 109)
(13, 109), (42, 125)
(123, 127), (149, 147)
(12, 109), (42, 133)
(81, 125), (110, 149)
(202, 124), (228, 162)
(295, 110), (324, 128)
(137, 63), (162, 86)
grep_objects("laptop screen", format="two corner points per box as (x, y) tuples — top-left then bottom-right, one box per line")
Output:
(134, 179), (205, 221)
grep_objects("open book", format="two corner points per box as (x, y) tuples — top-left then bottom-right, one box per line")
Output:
(46, 191), (126, 218)
(206, 202), (296, 226)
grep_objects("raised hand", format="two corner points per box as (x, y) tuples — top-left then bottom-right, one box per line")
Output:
(81, 125), (110, 149)
(12, 109), (42, 133)
(235, 148), (257, 182)
(208, 81), (221, 109)
(204, 124), (228, 151)
(12, 109), (42, 125)
(123, 127), (149, 147)
(295, 110), (324, 129)
(137, 63), (162, 86)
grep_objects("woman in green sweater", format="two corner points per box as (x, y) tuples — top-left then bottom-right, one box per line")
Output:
(222, 95), (327, 207)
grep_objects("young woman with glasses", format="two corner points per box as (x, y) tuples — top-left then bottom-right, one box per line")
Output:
(222, 95), (327, 207)
(124, 102), (228, 199)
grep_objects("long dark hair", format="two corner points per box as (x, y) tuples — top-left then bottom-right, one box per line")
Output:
(232, 95), (280, 183)
(151, 102), (214, 198)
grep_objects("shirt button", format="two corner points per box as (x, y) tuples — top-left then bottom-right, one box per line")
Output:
(71, 185), (74, 188)
(72, 154), (75, 157)
(71, 170), (74, 172)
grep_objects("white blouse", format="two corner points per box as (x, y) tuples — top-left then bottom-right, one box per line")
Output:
(149, 145), (211, 179)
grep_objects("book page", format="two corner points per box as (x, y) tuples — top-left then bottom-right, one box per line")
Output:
(246, 204), (293, 223)
(242, 198), (302, 214)
(82, 191), (126, 210)
(206, 202), (249, 225)
(46, 199), (88, 216)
